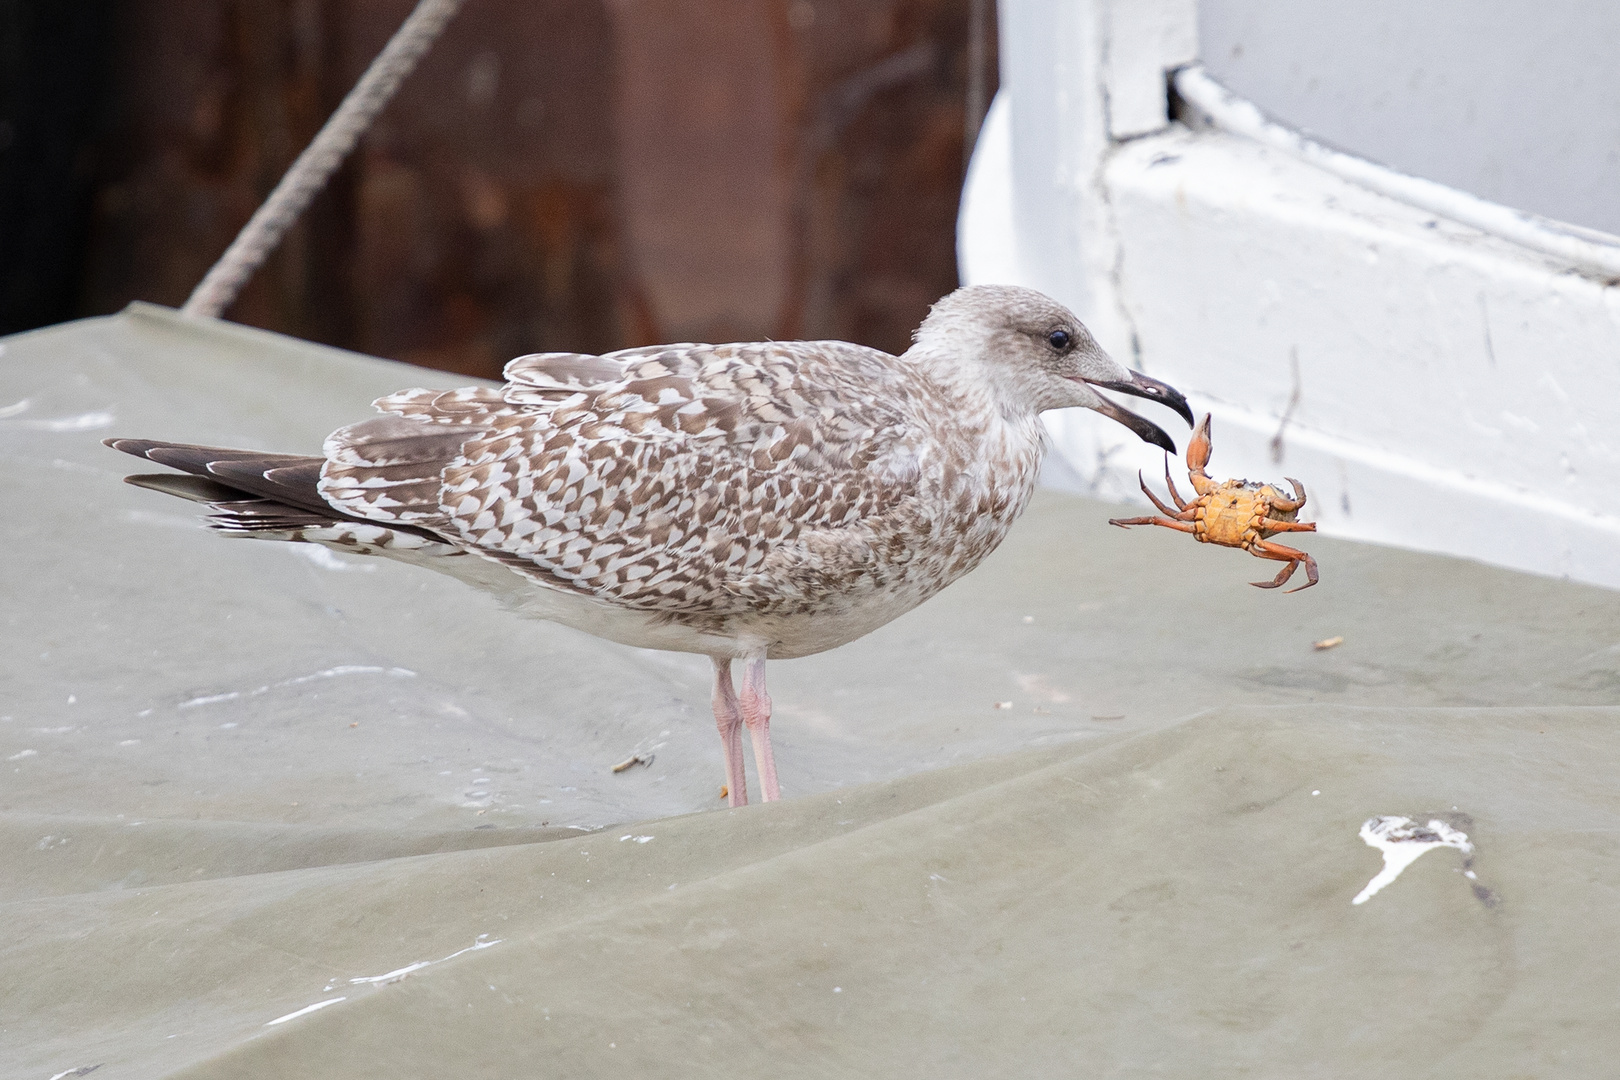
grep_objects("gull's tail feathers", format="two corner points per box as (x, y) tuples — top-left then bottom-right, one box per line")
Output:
(105, 438), (456, 556)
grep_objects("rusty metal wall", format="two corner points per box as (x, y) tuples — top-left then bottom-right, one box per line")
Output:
(71, 0), (994, 375)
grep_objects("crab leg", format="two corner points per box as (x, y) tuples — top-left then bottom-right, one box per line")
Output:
(1260, 520), (1317, 534)
(1161, 457), (1190, 510)
(1108, 515), (1196, 533)
(1248, 540), (1319, 592)
(1137, 472), (1191, 519)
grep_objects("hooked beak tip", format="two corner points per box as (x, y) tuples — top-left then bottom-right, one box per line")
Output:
(1139, 379), (1195, 428)
(1080, 369), (1192, 451)
(1086, 371), (1194, 428)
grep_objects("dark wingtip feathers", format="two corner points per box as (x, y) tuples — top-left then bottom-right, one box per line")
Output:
(123, 473), (247, 504)
(105, 437), (331, 516)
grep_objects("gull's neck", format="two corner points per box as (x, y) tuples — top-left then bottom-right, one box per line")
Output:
(903, 331), (1035, 429)
(901, 332), (1048, 511)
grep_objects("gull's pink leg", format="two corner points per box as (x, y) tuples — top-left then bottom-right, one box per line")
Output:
(739, 655), (781, 802)
(711, 657), (748, 807)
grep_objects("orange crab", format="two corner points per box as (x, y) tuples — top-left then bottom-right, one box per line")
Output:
(1109, 414), (1319, 591)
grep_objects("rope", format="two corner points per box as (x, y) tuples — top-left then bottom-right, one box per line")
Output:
(182, 0), (467, 318)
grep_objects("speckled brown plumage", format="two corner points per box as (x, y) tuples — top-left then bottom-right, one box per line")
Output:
(314, 337), (1042, 646)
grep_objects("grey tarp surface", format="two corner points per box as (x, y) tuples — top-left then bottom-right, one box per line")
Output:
(3, 305), (1619, 1077)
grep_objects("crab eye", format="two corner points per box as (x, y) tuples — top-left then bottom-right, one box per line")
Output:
(1047, 329), (1072, 351)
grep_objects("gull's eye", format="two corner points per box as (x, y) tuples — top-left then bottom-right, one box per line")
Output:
(1047, 329), (1072, 351)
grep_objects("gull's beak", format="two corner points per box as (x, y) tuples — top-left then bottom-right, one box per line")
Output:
(1079, 371), (1193, 454)
(1088, 371), (1195, 428)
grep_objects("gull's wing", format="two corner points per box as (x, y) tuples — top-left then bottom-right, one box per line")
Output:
(318, 341), (942, 617)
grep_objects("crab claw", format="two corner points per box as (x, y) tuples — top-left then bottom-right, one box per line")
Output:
(1271, 477), (1309, 513)
(1187, 414), (1213, 472)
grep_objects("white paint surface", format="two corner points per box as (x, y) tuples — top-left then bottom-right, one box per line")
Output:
(966, 0), (1620, 589)
(1352, 816), (1473, 905)
(1200, 0), (1620, 238)
(1174, 64), (1620, 279)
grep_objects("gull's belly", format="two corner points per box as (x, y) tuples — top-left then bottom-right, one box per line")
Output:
(394, 537), (959, 661)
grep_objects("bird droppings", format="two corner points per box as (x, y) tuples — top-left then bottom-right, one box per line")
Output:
(994, 701), (1013, 710)
(1352, 815), (1473, 905)
(1313, 636), (1344, 650)
(7, 749), (37, 760)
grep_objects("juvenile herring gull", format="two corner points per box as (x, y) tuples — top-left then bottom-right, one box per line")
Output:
(108, 285), (1191, 806)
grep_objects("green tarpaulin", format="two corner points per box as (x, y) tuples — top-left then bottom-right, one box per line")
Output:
(5, 306), (1619, 1077)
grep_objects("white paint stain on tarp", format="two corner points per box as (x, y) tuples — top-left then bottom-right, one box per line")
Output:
(47, 1065), (102, 1080)
(0, 409), (115, 432)
(288, 543), (377, 572)
(340, 935), (503, 989)
(178, 665), (416, 709)
(270, 937), (503, 1028)
(265, 997), (346, 1026)
(1352, 815), (1473, 905)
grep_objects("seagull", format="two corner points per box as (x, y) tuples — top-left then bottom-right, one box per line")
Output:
(108, 285), (1191, 806)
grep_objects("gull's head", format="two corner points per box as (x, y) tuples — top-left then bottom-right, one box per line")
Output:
(913, 284), (1193, 452)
